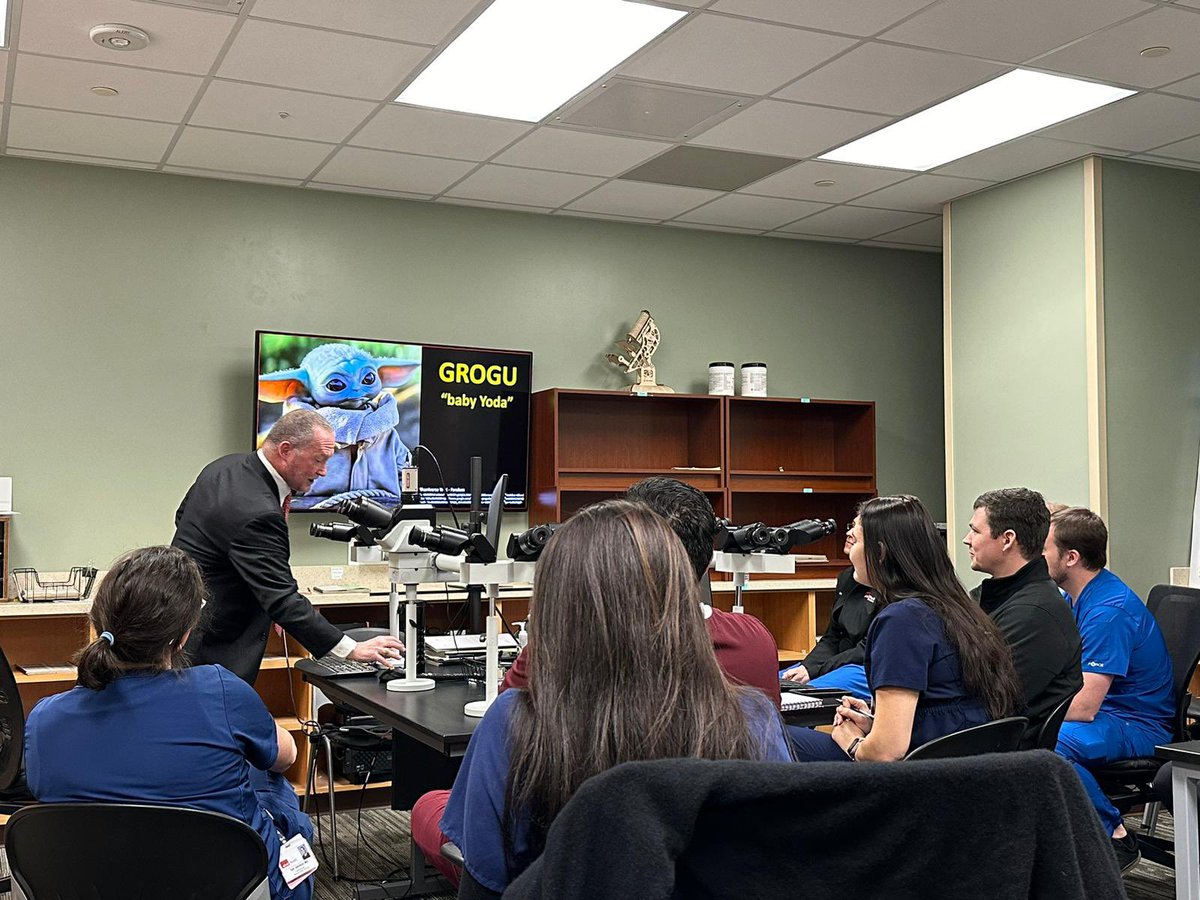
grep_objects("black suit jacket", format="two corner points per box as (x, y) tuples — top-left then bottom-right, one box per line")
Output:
(171, 452), (344, 683)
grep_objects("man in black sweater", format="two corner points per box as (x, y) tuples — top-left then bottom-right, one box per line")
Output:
(965, 487), (1082, 747)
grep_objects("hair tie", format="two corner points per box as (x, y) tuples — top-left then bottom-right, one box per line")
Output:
(99, 631), (115, 647)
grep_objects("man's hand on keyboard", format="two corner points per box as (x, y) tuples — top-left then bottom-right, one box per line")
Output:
(348, 635), (406, 666)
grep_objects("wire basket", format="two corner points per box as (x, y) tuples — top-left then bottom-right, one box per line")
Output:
(9, 567), (98, 603)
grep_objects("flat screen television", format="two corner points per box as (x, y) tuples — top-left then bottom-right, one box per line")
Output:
(254, 330), (531, 512)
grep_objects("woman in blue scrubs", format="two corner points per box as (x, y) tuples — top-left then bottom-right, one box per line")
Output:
(790, 495), (1022, 762)
(25, 546), (314, 900)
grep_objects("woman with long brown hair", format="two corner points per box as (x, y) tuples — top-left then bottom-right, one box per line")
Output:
(790, 495), (1022, 762)
(439, 499), (791, 895)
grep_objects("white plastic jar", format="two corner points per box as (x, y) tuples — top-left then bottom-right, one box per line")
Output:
(708, 361), (735, 396)
(740, 362), (767, 397)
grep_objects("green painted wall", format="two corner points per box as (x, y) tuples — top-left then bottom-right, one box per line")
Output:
(1101, 159), (1200, 597)
(0, 156), (943, 571)
(948, 162), (1091, 583)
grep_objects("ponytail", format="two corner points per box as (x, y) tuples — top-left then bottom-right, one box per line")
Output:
(74, 634), (125, 691)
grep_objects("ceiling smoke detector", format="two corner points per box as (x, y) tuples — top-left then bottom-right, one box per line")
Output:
(90, 24), (151, 51)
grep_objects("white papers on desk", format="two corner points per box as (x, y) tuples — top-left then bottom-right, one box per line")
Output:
(425, 633), (518, 661)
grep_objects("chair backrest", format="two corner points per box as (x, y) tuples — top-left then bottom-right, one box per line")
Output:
(1035, 692), (1077, 751)
(7, 803), (269, 900)
(905, 716), (1029, 761)
(0, 641), (26, 792)
(1146, 584), (1200, 740)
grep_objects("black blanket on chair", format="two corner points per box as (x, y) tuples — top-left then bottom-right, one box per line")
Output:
(501, 750), (1126, 900)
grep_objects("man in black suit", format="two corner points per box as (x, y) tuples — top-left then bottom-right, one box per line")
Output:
(172, 409), (403, 683)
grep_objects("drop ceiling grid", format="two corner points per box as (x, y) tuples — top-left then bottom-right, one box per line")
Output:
(0, 0), (1199, 245)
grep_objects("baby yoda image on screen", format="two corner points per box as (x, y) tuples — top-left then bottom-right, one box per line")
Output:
(256, 335), (421, 511)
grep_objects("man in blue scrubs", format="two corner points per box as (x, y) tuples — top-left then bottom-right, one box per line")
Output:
(1044, 507), (1173, 874)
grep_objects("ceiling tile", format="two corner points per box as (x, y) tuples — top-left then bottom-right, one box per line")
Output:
(674, 194), (830, 229)
(217, 19), (429, 99)
(619, 13), (855, 94)
(780, 205), (932, 238)
(162, 166), (304, 186)
(5, 148), (158, 170)
(931, 137), (1107, 181)
(1175, 0), (1200, 8)
(690, 99), (889, 157)
(881, 0), (1152, 64)
(774, 43), (1002, 116)
(564, 181), (722, 219)
(351, 105), (531, 161)
(621, 146), (798, 191)
(1032, 7), (1200, 88)
(741, 159), (911, 201)
(190, 81), (377, 143)
(6, 106), (176, 162)
(495, 128), (670, 176)
(1163, 72), (1200, 100)
(249, 0), (479, 45)
(444, 165), (603, 207)
(710, 0), (937, 37)
(850, 173), (996, 212)
(1143, 133), (1200, 163)
(17, 0), (236, 74)
(167, 127), (334, 179)
(1039, 92), (1200, 151)
(0, 51), (8, 96)
(314, 146), (477, 194)
(872, 216), (944, 246)
(11, 55), (202, 122)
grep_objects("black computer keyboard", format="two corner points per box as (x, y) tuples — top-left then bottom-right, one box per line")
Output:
(308, 656), (380, 678)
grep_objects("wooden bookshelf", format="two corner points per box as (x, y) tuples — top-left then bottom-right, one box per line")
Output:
(529, 389), (876, 657)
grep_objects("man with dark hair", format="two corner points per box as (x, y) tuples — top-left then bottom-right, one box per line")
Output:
(500, 477), (781, 705)
(1044, 507), (1173, 873)
(964, 487), (1082, 748)
(172, 409), (403, 684)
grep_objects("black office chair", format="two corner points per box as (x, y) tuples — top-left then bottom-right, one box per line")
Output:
(1035, 692), (1078, 751)
(0, 641), (40, 895)
(303, 626), (392, 879)
(1089, 584), (1200, 867)
(904, 716), (1028, 761)
(6, 802), (270, 900)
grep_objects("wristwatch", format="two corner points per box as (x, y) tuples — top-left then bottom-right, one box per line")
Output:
(846, 737), (864, 760)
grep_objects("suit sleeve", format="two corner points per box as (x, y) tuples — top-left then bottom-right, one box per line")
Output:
(227, 512), (345, 658)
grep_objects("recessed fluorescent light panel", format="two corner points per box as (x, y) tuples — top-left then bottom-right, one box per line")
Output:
(820, 70), (1135, 171)
(395, 0), (687, 122)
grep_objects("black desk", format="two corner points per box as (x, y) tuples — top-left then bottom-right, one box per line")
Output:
(298, 662), (484, 807)
(1156, 740), (1200, 900)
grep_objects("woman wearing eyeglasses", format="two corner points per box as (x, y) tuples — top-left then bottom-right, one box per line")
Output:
(789, 495), (1021, 762)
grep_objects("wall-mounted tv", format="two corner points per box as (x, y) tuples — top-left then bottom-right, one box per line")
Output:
(254, 330), (531, 512)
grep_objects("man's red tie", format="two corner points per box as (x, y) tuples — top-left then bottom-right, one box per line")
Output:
(282, 494), (292, 521)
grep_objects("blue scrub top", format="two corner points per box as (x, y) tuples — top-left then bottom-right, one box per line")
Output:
(865, 597), (990, 750)
(1071, 568), (1174, 728)
(441, 686), (793, 894)
(26, 666), (284, 873)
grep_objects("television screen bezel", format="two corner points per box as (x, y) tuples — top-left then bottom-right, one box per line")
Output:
(253, 328), (533, 513)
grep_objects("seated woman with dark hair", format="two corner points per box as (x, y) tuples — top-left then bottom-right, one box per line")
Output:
(790, 495), (1022, 763)
(24, 545), (315, 900)
(428, 499), (792, 897)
